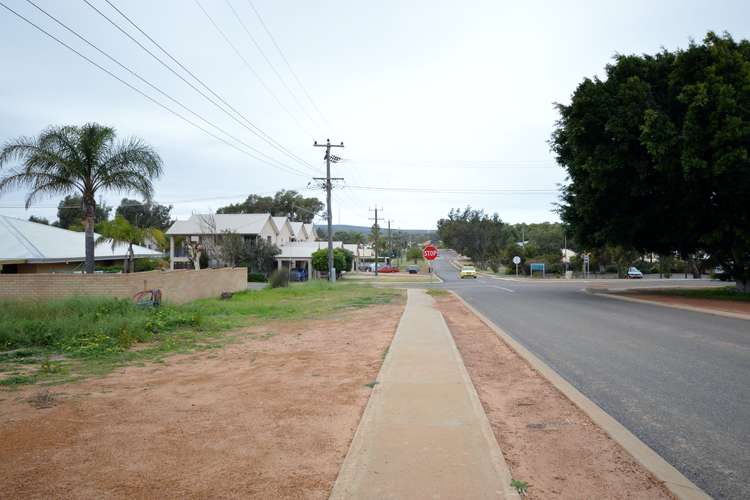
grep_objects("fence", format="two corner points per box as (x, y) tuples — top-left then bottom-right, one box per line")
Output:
(0, 267), (247, 304)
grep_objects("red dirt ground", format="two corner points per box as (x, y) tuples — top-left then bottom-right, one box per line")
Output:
(624, 293), (750, 316)
(0, 301), (403, 499)
(435, 294), (674, 500)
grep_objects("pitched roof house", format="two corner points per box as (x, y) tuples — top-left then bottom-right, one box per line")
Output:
(0, 215), (162, 274)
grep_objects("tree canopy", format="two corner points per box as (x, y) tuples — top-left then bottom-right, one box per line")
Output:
(217, 190), (323, 223)
(54, 194), (112, 230)
(437, 207), (514, 270)
(552, 32), (750, 290)
(116, 198), (172, 230)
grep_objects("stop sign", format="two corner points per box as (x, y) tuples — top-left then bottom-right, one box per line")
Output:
(423, 245), (438, 261)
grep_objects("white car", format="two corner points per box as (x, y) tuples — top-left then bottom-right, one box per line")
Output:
(627, 267), (643, 279)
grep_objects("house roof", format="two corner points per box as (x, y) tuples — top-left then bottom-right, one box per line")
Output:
(343, 244), (375, 257)
(288, 221), (307, 240)
(276, 241), (343, 260)
(0, 215), (163, 264)
(304, 223), (315, 240)
(166, 213), (278, 236)
(272, 216), (290, 234)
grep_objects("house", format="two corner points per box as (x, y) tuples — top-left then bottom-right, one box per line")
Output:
(343, 243), (375, 270)
(275, 240), (347, 277)
(0, 214), (163, 274)
(166, 213), (280, 270)
(288, 221), (309, 242)
(303, 223), (316, 242)
(272, 217), (294, 246)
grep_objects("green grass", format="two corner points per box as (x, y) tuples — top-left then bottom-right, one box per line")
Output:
(0, 282), (402, 387)
(632, 286), (750, 302)
(426, 288), (449, 297)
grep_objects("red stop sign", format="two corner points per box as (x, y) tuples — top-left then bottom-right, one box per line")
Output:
(423, 245), (438, 261)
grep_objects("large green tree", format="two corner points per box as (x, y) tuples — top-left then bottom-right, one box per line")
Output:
(54, 194), (112, 230)
(116, 197), (172, 230)
(217, 189), (323, 223)
(437, 207), (513, 270)
(552, 32), (750, 291)
(0, 123), (163, 273)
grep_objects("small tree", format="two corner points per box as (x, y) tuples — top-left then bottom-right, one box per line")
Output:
(406, 245), (423, 263)
(95, 215), (161, 273)
(244, 238), (280, 275)
(219, 231), (245, 267)
(312, 248), (346, 274)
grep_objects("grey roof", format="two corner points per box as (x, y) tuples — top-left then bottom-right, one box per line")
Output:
(0, 215), (163, 264)
(277, 241), (343, 260)
(288, 221), (307, 239)
(272, 216), (291, 233)
(166, 213), (278, 236)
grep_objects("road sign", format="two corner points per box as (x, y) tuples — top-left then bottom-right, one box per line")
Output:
(512, 256), (521, 265)
(423, 245), (438, 261)
(583, 254), (590, 264)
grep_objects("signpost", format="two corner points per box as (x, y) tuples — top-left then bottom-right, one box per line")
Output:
(583, 254), (590, 280)
(512, 255), (521, 277)
(423, 245), (438, 275)
(529, 262), (545, 278)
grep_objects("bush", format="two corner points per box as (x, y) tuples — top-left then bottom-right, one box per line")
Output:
(134, 258), (165, 272)
(248, 271), (266, 282)
(268, 269), (289, 288)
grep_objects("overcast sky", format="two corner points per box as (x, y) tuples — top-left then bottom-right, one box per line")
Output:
(1, 0), (749, 230)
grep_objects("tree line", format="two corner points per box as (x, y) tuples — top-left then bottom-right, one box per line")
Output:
(552, 32), (750, 291)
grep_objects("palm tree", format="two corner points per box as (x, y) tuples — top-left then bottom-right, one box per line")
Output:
(0, 123), (162, 273)
(96, 215), (165, 273)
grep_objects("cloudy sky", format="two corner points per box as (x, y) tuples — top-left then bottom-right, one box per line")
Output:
(1, 0), (749, 230)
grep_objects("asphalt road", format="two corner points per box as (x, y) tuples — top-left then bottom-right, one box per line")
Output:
(432, 251), (749, 500)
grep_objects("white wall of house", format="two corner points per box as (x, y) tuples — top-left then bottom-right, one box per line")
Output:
(259, 218), (279, 246)
(272, 218), (294, 246)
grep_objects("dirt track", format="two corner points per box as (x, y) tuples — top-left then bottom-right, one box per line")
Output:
(0, 302), (403, 499)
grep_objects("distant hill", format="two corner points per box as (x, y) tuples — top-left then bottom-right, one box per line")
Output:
(327, 224), (437, 236)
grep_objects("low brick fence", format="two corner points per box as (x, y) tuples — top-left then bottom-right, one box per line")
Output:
(0, 267), (248, 304)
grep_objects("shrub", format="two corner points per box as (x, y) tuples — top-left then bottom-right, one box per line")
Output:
(248, 271), (266, 282)
(268, 269), (289, 288)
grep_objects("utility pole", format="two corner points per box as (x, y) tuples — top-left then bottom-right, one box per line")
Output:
(387, 219), (392, 265)
(313, 139), (344, 282)
(369, 207), (382, 276)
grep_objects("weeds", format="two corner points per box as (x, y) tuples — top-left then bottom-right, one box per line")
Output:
(0, 283), (402, 387)
(511, 479), (529, 495)
(426, 288), (449, 297)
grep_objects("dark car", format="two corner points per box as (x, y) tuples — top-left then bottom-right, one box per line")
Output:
(289, 267), (308, 281)
(407, 265), (420, 274)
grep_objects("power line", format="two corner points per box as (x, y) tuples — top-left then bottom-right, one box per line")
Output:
(1, 0), (311, 179)
(246, 0), (333, 131)
(344, 185), (559, 194)
(87, 0), (320, 176)
(23, 0), (309, 178)
(192, 0), (315, 138)
(223, 0), (321, 130)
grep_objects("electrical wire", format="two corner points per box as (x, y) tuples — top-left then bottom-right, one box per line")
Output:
(23, 0), (310, 178)
(192, 0), (315, 139)
(223, 0), (321, 130)
(1, 1), (311, 179)
(246, 0), (333, 132)
(86, 0), (320, 176)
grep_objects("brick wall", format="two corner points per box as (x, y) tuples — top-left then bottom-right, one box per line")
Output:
(0, 268), (247, 304)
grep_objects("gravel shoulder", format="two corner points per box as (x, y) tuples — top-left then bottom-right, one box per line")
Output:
(434, 293), (675, 500)
(0, 299), (404, 499)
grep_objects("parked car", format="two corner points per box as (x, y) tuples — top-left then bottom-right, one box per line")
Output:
(289, 267), (308, 282)
(460, 265), (477, 279)
(626, 266), (643, 279)
(407, 264), (420, 274)
(378, 265), (399, 273)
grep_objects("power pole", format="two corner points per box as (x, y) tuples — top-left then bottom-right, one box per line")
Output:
(387, 219), (392, 264)
(369, 207), (382, 276)
(313, 139), (344, 282)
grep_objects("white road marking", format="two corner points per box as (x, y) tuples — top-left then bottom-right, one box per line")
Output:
(492, 285), (515, 293)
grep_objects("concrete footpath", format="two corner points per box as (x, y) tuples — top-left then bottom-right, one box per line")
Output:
(329, 289), (517, 500)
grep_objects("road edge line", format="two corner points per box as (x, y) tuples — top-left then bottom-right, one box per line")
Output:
(448, 290), (711, 500)
(587, 290), (750, 321)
